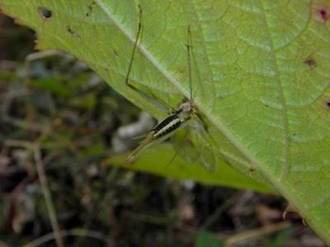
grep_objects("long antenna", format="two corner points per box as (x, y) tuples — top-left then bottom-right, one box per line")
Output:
(125, 5), (143, 89)
(186, 25), (193, 102)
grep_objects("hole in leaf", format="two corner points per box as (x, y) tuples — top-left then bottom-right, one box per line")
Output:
(66, 26), (80, 38)
(312, 3), (330, 22)
(86, 1), (96, 17)
(304, 56), (316, 69)
(319, 9), (329, 21)
(38, 7), (52, 19)
(326, 101), (330, 109)
(67, 26), (74, 35)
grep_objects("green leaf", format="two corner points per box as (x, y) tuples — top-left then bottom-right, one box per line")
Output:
(30, 77), (72, 97)
(263, 228), (292, 247)
(195, 231), (224, 247)
(1, 0), (329, 242)
(110, 144), (271, 193)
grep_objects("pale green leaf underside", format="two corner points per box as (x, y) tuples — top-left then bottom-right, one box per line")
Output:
(110, 144), (271, 193)
(1, 0), (329, 242)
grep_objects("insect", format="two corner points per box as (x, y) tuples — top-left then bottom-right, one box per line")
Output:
(125, 6), (215, 169)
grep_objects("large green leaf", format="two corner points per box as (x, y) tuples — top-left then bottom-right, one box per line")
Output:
(1, 0), (329, 241)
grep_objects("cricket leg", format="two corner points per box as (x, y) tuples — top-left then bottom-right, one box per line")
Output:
(124, 4), (174, 113)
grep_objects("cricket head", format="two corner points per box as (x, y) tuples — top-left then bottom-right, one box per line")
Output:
(175, 99), (196, 121)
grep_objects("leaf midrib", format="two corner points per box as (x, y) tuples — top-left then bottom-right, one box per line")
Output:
(95, 0), (291, 187)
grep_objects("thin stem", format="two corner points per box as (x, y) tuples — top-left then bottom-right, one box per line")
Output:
(33, 146), (64, 247)
(5, 140), (64, 247)
(224, 222), (291, 247)
(23, 228), (109, 247)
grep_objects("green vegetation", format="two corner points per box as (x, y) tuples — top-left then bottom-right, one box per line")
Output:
(0, 0), (329, 245)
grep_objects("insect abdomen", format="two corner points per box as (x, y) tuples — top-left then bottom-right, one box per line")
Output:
(153, 114), (183, 139)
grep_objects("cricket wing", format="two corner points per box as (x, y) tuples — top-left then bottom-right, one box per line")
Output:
(127, 133), (154, 163)
(191, 128), (216, 171)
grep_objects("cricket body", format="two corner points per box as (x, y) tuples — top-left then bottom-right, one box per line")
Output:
(125, 6), (205, 163)
(127, 99), (196, 162)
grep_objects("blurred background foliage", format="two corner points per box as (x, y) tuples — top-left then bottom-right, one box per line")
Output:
(0, 13), (325, 247)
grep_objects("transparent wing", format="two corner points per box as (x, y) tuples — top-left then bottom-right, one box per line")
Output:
(170, 128), (200, 166)
(189, 121), (216, 171)
(171, 121), (217, 171)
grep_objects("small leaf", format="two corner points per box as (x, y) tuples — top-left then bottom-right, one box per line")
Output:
(195, 231), (224, 247)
